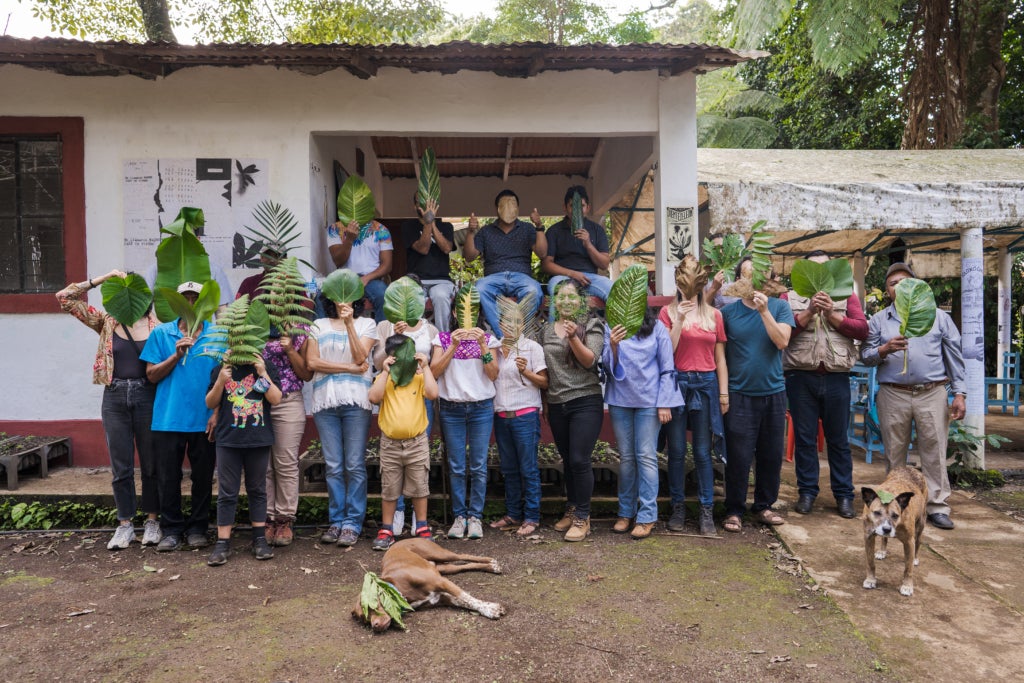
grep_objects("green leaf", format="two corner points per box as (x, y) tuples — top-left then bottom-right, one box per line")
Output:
(154, 229), (211, 323)
(748, 226), (774, 291)
(605, 264), (649, 339)
(160, 207), (205, 236)
(895, 278), (937, 339)
(336, 175), (377, 227)
(256, 257), (314, 331)
(701, 233), (747, 281)
(389, 336), (418, 387)
(877, 490), (895, 505)
(790, 260), (833, 299)
(100, 274), (152, 326)
(571, 191), (583, 233)
(158, 287), (197, 332)
(823, 258), (854, 301)
(453, 283), (480, 331)
(384, 277), (426, 326)
(191, 281), (222, 337)
(321, 269), (365, 304)
(416, 147), (440, 209)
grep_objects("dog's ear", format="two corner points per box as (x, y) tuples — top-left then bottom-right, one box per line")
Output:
(895, 491), (914, 510)
(861, 487), (878, 505)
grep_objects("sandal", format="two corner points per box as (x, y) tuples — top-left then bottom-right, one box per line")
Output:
(489, 515), (522, 530)
(516, 521), (539, 537)
(756, 508), (785, 526)
(723, 515), (743, 533)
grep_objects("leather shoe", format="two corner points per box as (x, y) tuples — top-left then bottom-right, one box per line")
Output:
(927, 513), (955, 530)
(836, 498), (856, 519)
(794, 494), (814, 515)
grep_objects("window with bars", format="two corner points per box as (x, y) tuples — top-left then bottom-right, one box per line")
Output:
(0, 136), (65, 293)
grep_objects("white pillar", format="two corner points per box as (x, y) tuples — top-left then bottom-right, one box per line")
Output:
(997, 248), (1012, 378)
(961, 227), (986, 469)
(653, 73), (698, 295)
(853, 250), (866, 306)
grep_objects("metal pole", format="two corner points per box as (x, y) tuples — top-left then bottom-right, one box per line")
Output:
(998, 248), (1012, 379)
(960, 226), (986, 469)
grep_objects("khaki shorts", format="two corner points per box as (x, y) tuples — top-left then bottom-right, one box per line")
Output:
(379, 431), (430, 501)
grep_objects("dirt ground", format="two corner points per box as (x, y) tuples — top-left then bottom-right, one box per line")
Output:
(0, 518), (894, 683)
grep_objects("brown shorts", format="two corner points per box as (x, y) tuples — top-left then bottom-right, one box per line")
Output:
(379, 431), (430, 501)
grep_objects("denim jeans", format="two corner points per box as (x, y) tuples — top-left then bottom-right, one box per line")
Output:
(313, 404), (371, 532)
(421, 279), (456, 333)
(475, 271), (543, 339)
(101, 379), (158, 521)
(785, 370), (855, 501)
(547, 394), (603, 518)
(440, 398), (494, 520)
(665, 371), (717, 507)
(724, 391), (787, 517)
(215, 445), (270, 526)
(608, 405), (660, 524)
(494, 411), (542, 523)
(155, 431), (215, 537)
(363, 277), (387, 323)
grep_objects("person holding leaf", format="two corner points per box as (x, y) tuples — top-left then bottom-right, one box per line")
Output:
(784, 251), (868, 520)
(401, 196), (456, 332)
(57, 269), (161, 550)
(327, 219), (393, 323)
(541, 186), (612, 314)
(861, 262), (966, 530)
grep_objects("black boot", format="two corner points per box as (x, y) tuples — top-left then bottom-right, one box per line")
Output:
(698, 505), (716, 536)
(667, 503), (686, 532)
(794, 494), (814, 515)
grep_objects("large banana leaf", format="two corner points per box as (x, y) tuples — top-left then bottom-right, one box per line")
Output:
(337, 175), (377, 227)
(389, 336), (418, 388)
(160, 207), (205, 237)
(383, 276), (426, 325)
(454, 283), (480, 331)
(158, 287), (197, 332)
(416, 147), (440, 210)
(101, 274), (152, 326)
(154, 229), (211, 322)
(894, 278), (937, 374)
(606, 264), (649, 339)
(321, 268), (365, 304)
(571, 190), (583, 233)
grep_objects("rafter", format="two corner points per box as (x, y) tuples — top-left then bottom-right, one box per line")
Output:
(503, 138), (514, 181)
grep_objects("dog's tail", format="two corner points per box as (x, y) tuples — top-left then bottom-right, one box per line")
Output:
(358, 572), (414, 631)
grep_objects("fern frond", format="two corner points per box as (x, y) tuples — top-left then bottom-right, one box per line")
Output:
(733, 0), (793, 49)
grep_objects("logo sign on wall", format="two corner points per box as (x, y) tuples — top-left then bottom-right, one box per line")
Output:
(665, 206), (697, 263)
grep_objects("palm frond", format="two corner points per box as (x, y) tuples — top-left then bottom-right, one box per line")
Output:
(416, 147), (440, 209)
(453, 283), (480, 331)
(748, 224), (774, 291)
(733, 0), (793, 49)
(571, 191), (583, 233)
(697, 114), (778, 149)
(806, 0), (901, 76)
(497, 292), (538, 351)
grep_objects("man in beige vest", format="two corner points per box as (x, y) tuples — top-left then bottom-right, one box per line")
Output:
(784, 251), (868, 518)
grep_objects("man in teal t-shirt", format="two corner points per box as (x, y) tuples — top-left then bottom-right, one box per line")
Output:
(720, 290), (795, 532)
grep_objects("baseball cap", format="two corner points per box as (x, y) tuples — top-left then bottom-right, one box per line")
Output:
(884, 262), (916, 281)
(260, 241), (286, 257)
(176, 281), (203, 294)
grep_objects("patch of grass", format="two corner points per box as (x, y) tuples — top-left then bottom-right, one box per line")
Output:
(0, 571), (55, 588)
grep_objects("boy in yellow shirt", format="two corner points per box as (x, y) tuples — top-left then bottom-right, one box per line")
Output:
(368, 334), (439, 549)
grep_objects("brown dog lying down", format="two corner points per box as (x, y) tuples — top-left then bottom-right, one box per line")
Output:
(862, 466), (928, 597)
(353, 538), (506, 631)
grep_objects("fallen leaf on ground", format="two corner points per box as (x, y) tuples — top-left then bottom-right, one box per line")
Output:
(142, 565), (157, 573)
(248, 584), (260, 590)
(67, 609), (95, 617)
(301, 567), (318, 574)
(169, 574), (180, 581)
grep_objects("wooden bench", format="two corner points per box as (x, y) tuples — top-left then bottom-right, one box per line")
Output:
(0, 435), (73, 491)
(986, 351), (1021, 416)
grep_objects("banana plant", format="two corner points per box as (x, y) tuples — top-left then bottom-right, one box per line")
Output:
(605, 263), (649, 339)
(201, 295), (270, 366)
(337, 175), (377, 228)
(389, 336), (419, 388)
(790, 257), (855, 360)
(894, 277), (937, 374)
(100, 274), (152, 326)
(320, 268), (365, 305)
(154, 206), (211, 323)
(416, 147), (440, 218)
(383, 276), (426, 326)
(256, 257), (314, 336)
(157, 280), (221, 362)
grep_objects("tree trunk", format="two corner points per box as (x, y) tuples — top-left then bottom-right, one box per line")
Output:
(960, 0), (1011, 146)
(136, 0), (178, 43)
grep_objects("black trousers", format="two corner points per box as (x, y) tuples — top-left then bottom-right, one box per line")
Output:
(153, 431), (215, 537)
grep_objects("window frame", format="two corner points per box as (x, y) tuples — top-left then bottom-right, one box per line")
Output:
(0, 117), (85, 313)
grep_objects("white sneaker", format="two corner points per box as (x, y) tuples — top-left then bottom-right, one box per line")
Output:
(141, 519), (162, 546)
(448, 515), (467, 539)
(391, 509), (405, 536)
(467, 517), (483, 539)
(107, 523), (137, 550)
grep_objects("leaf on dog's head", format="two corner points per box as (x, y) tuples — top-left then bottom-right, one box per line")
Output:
(877, 490), (895, 505)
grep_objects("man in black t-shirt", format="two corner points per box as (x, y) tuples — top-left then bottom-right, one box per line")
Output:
(541, 185), (611, 313)
(400, 197), (456, 332)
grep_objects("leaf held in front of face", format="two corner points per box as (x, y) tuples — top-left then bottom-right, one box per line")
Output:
(606, 264), (649, 339)
(674, 254), (707, 300)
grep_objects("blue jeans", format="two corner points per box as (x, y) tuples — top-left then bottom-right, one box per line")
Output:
(724, 391), (786, 517)
(475, 272), (543, 339)
(101, 379), (158, 521)
(785, 370), (854, 501)
(363, 277), (387, 323)
(547, 273), (613, 316)
(440, 398), (494, 520)
(494, 410), (542, 523)
(608, 405), (661, 524)
(421, 279), (456, 333)
(665, 371), (717, 507)
(313, 404), (371, 532)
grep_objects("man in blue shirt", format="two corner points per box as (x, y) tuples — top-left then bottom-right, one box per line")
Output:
(541, 186), (612, 315)
(721, 288), (795, 532)
(141, 281), (220, 551)
(861, 262), (966, 530)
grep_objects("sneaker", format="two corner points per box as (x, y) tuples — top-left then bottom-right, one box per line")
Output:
(107, 523), (136, 550)
(320, 525), (342, 544)
(156, 534), (182, 552)
(448, 515), (467, 539)
(391, 509), (406, 537)
(553, 506), (576, 533)
(564, 516), (591, 542)
(207, 540), (230, 566)
(667, 503), (687, 532)
(141, 519), (161, 546)
(467, 517), (483, 539)
(414, 524), (433, 540)
(372, 529), (395, 551)
(337, 528), (359, 547)
(699, 505), (717, 536)
(273, 519), (294, 547)
(187, 532), (210, 548)
(630, 522), (655, 540)
(252, 537), (274, 560)
(264, 519), (278, 546)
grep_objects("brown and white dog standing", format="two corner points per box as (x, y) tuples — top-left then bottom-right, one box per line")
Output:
(353, 538), (506, 631)
(861, 466), (928, 597)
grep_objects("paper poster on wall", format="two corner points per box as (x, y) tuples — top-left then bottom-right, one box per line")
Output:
(123, 158), (269, 293)
(665, 207), (696, 263)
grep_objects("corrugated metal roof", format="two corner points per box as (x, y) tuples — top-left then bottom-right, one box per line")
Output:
(0, 36), (763, 80)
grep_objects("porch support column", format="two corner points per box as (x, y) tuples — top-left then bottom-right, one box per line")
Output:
(961, 226), (986, 469)
(852, 250), (866, 306)
(997, 248), (1012, 378)
(653, 73), (697, 295)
